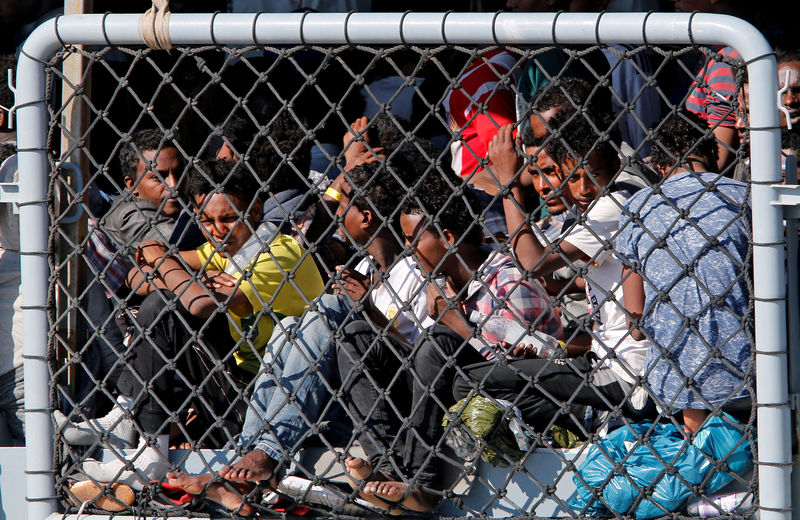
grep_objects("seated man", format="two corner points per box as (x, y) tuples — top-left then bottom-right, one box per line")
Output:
(104, 129), (183, 246)
(164, 153), (431, 516)
(60, 158), (325, 488)
(350, 172), (562, 512)
(617, 111), (751, 433)
(77, 129), (198, 420)
(453, 101), (654, 439)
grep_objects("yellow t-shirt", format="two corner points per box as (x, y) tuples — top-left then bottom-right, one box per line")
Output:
(195, 232), (324, 374)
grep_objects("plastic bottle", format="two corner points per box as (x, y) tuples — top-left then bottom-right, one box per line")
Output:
(686, 491), (753, 517)
(473, 312), (562, 358)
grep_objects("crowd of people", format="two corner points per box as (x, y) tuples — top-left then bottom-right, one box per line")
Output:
(1, 0), (798, 517)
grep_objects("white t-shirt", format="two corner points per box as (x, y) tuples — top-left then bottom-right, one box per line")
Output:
(356, 256), (432, 344)
(564, 192), (650, 384)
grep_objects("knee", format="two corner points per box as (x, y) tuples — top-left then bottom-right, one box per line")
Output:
(452, 375), (472, 401)
(337, 320), (377, 360)
(413, 326), (459, 367)
(136, 291), (174, 324)
(316, 293), (347, 315)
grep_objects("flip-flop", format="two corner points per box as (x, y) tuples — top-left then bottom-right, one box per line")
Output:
(147, 480), (196, 507)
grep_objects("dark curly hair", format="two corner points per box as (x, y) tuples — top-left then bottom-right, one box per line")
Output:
(368, 112), (410, 149)
(777, 49), (800, 66)
(119, 129), (177, 181)
(182, 158), (262, 206)
(521, 77), (610, 149)
(220, 113), (256, 158)
(651, 110), (719, 170)
(345, 152), (419, 227)
(249, 111), (312, 193)
(402, 172), (482, 246)
(541, 109), (621, 171)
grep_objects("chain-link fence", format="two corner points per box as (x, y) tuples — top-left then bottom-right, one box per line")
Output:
(9, 11), (790, 520)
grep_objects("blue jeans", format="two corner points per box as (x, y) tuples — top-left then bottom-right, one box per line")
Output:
(239, 293), (356, 463)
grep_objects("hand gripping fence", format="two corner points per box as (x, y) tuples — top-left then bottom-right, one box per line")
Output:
(11, 11), (788, 520)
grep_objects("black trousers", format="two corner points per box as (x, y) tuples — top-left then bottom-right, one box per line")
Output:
(405, 324), (486, 490)
(116, 291), (250, 445)
(338, 323), (486, 490)
(453, 353), (654, 437)
(336, 320), (414, 479)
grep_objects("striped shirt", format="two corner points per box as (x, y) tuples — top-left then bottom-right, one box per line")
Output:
(686, 46), (742, 127)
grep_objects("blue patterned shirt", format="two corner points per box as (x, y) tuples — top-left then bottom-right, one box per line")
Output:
(616, 171), (751, 409)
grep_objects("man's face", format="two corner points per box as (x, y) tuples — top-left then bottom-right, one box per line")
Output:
(216, 142), (236, 161)
(779, 61), (800, 128)
(336, 181), (370, 246)
(735, 84), (750, 143)
(525, 108), (571, 213)
(125, 148), (182, 217)
(400, 212), (449, 277)
(563, 152), (615, 213)
(193, 192), (262, 257)
(525, 148), (570, 215)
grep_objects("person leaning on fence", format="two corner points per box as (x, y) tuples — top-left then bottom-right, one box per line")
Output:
(616, 110), (752, 433)
(104, 129), (184, 246)
(59, 158), (324, 488)
(453, 107), (654, 438)
(82, 130), (186, 308)
(355, 173), (562, 512)
(163, 153), (431, 516)
(79, 129), (205, 422)
(59, 131), (197, 444)
(509, 77), (613, 342)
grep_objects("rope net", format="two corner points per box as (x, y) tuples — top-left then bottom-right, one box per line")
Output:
(39, 39), (761, 518)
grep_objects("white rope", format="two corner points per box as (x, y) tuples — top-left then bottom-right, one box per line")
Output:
(137, 0), (172, 50)
(75, 500), (89, 520)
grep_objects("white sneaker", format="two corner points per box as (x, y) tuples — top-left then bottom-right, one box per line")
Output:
(54, 407), (137, 449)
(78, 440), (168, 491)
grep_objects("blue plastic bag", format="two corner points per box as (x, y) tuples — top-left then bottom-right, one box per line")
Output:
(570, 414), (753, 519)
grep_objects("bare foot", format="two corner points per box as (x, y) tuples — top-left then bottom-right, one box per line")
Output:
(219, 449), (276, 485)
(344, 457), (388, 486)
(344, 457), (393, 510)
(166, 471), (257, 516)
(363, 480), (438, 513)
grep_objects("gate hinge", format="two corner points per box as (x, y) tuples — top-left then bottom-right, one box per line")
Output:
(0, 182), (20, 207)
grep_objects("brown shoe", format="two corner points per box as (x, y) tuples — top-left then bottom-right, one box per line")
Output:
(68, 480), (135, 512)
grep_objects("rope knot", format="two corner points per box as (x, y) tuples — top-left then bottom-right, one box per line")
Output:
(138, 0), (172, 50)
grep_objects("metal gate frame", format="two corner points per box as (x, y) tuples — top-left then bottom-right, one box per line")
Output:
(13, 11), (788, 520)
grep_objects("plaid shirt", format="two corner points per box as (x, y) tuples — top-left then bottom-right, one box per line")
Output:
(461, 252), (562, 360)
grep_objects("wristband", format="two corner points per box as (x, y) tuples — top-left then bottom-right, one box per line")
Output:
(324, 187), (342, 202)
